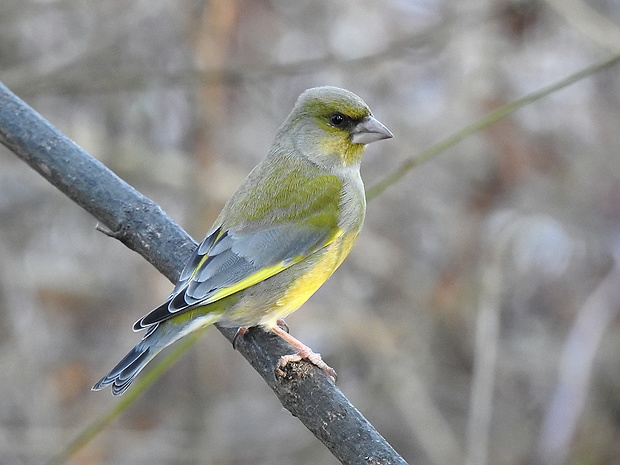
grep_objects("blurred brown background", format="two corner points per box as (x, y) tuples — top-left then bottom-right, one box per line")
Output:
(2, 0), (620, 464)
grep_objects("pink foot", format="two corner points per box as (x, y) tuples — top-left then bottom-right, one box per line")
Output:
(271, 325), (337, 382)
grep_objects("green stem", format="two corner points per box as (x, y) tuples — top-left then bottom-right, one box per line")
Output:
(366, 52), (620, 201)
(46, 330), (205, 465)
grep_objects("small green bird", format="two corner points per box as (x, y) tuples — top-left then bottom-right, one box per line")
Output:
(93, 86), (392, 395)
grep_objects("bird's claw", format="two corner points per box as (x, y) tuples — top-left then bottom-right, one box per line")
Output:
(276, 350), (337, 383)
(232, 327), (249, 350)
(270, 324), (337, 382)
(276, 319), (289, 333)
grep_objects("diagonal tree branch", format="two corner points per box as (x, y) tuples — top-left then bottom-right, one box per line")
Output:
(0, 82), (408, 465)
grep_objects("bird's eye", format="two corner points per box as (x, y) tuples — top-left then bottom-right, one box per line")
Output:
(329, 113), (346, 127)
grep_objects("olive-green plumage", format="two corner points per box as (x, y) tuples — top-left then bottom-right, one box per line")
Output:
(93, 86), (392, 395)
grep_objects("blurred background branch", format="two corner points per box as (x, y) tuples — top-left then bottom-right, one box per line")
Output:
(366, 51), (620, 200)
(536, 258), (620, 465)
(543, 0), (620, 52)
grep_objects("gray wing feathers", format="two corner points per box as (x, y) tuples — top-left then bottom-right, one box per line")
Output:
(135, 224), (333, 328)
(186, 250), (255, 302)
(185, 226), (330, 303)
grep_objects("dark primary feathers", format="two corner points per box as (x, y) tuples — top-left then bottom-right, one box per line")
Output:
(91, 342), (152, 395)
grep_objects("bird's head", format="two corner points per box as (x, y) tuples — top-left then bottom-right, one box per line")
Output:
(280, 86), (393, 169)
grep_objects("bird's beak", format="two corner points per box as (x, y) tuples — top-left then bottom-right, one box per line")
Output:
(351, 115), (393, 145)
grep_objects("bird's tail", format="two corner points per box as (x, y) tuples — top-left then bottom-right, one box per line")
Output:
(92, 336), (159, 396)
(92, 313), (218, 395)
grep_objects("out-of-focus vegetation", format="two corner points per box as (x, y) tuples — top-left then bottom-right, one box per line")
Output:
(1, 0), (620, 464)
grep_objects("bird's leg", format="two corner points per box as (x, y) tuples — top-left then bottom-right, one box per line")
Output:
(234, 320), (287, 349)
(271, 325), (337, 382)
(232, 326), (249, 350)
(233, 320), (287, 350)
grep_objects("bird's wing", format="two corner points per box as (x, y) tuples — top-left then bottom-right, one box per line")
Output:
(133, 222), (340, 330)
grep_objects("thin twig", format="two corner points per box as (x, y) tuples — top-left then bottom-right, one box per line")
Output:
(47, 331), (204, 465)
(366, 51), (620, 200)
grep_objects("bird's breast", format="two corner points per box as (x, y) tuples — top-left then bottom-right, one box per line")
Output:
(272, 231), (358, 312)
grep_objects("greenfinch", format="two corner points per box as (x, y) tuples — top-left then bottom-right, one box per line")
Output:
(93, 86), (392, 395)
